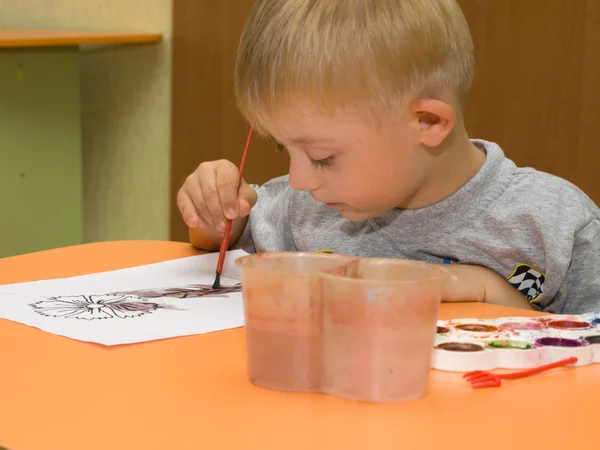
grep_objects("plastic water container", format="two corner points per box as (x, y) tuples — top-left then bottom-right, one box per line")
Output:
(235, 252), (448, 403)
(235, 252), (357, 393)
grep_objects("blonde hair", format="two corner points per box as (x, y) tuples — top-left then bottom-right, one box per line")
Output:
(234, 0), (474, 134)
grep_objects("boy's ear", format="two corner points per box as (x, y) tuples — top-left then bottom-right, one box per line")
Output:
(409, 99), (456, 147)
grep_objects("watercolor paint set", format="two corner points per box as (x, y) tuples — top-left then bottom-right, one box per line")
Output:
(433, 313), (600, 372)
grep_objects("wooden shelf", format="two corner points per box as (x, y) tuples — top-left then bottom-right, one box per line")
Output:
(0, 29), (162, 48)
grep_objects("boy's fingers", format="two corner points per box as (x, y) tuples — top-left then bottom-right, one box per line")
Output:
(191, 213), (212, 230)
(237, 183), (257, 217)
(187, 189), (214, 229)
(239, 182), (257, 206)
(183, 174), (217, 230)
(177, 189), (200, 228)
(200, 180), (227, 233)
(238, 199), (252, 218)
(216, 170), (241, 220)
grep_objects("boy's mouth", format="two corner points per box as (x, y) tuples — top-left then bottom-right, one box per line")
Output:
(310, 193), (343, 208)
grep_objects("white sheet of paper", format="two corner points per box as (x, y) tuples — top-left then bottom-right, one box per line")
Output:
(0, 249), (250, 346)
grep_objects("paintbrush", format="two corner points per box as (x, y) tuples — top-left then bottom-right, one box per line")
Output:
(212, 126), (254, 289)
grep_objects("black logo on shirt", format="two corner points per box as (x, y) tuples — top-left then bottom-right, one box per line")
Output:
(507, 264), (546, 302)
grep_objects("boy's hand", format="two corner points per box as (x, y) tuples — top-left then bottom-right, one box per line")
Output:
(177, 160), (257, 250)
(177, 159), (257, 233)
(440, 264), (533, 310)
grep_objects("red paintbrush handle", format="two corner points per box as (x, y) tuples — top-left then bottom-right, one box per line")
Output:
(216, 219), (233, 273)
(214, 126), (253, 280)
(500, 356), (578, 379)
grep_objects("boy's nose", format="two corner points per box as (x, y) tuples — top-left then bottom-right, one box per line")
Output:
(288, 160), (321, 192)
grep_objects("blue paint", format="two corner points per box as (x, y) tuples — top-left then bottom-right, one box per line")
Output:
(592, 318), (600, 326)
(443, 259), (452, 264)
(368, 292), (375, 307)
(366, 288), (391, 318)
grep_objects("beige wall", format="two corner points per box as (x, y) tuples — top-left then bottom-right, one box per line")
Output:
(0, 0), (173, 242)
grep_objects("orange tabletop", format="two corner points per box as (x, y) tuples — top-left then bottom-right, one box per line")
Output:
(0, 241), (597, 450)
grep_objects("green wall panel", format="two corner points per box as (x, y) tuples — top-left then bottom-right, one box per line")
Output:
(0, 48), (82, 258)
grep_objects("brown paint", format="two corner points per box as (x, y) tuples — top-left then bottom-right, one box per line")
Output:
(436, 342), (484, 352)
(437, 326), (450, 334)
(455, 324), (498, 333)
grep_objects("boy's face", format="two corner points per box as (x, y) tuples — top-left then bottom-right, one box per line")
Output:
(265, 109), (432, 221)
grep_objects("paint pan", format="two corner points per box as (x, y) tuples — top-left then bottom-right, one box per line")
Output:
(487, 340), (533, 350)
(455, 324), (498, 333)
(535, 337), (589, 348)
(548, 320), (593, 330)
(432, 312), (600, 372)
(584, 335), (600, 345)
(499, 321), (544, 331)
(436, 342), (484, 352)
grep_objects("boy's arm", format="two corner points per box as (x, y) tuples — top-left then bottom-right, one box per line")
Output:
(188, 217), (248, 252)
(441, 264), (533, 310)
(442, 218), (600, 313)
(560, 219), (600, 314)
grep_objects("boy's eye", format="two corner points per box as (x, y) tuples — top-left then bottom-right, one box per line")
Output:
(275, 142), (334, 169)
(310, 156), (334, 169)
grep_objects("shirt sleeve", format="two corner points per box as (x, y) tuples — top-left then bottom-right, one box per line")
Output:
(559, 219), (600, 314)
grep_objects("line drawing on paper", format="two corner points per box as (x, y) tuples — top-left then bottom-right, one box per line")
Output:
(112, 283), (242, 299)
(29, 283), (242, 320)
(29, 294), (159, 320)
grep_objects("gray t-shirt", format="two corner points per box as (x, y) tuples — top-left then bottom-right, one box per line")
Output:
(234, 140), (600, 314)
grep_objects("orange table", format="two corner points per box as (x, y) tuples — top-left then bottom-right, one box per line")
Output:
(0, 241), (597, 450)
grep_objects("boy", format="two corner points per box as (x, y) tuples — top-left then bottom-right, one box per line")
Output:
(177, 0), (600, 314)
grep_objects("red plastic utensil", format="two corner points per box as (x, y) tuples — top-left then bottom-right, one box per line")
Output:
(212, 126), (253, 289)
(463, 356), (578, 389)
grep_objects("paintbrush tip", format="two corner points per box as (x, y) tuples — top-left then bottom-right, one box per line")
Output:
(212, 272), (221, 289)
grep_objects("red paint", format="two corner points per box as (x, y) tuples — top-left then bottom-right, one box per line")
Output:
(548, 320), (592, 330)
(500, 321), (543, 331)
(455, 324), (498, 333)
(436, 342), (484, 352)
